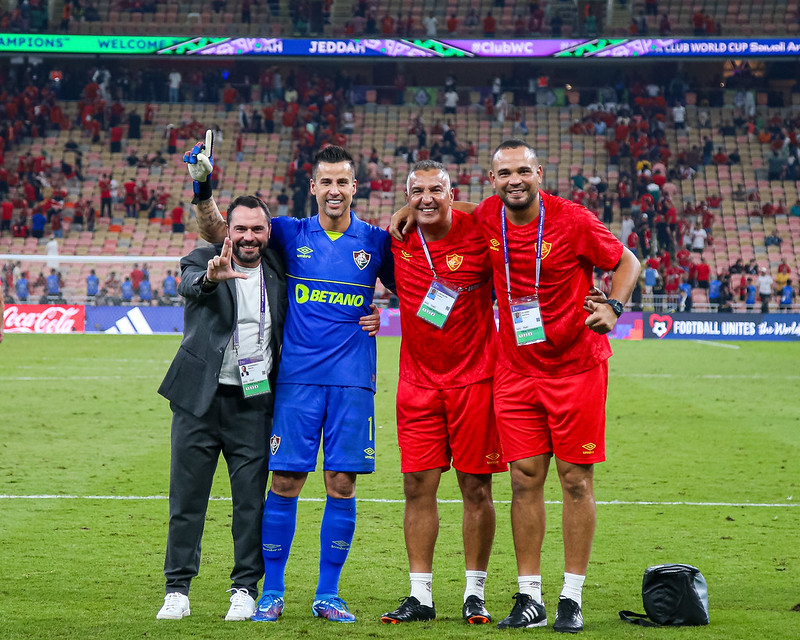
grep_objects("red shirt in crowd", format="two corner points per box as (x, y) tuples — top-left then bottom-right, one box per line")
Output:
(1, 200), (13, 222)
(171, 206), (184, 225)
(695, 261), (711, 283)
(123, 180), (136, 204)
(482, 13), (496, 35)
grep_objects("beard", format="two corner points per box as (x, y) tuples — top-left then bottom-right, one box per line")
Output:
(499, 187), (537, 211)
(232, 241), (263, 266)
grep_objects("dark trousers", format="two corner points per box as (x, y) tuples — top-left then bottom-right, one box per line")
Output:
(164, 385), (272, 598)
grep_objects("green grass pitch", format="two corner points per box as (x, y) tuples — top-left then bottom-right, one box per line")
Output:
(1, 335), (798, 639)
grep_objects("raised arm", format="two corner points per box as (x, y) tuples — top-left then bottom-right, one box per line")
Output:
(453, 201), (478, 214)
(195, 196), (227, 243)
(185, 129), (227, 243)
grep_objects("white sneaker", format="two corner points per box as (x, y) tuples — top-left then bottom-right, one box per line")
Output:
(225, 588), (256, 621)
(156, 592), (190, 619)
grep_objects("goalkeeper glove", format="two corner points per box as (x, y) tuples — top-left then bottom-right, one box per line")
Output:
(185, 129), (214, 203)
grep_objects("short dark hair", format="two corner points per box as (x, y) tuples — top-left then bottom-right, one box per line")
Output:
(227, 194), (271, 225)
(491, 138), (538, 165)
(406, 160), (450, 191)
(312, 145), (355, 180)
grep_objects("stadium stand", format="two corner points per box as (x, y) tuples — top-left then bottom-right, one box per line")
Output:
(2, 9), (800, 311)
(23, 0), (799, 38)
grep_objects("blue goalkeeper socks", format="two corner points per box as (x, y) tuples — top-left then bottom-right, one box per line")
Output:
(260, 490), (298, 595)
(315, 495), (356, 599)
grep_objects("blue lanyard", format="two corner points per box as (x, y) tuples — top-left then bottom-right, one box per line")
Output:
(416, 226), (490, 293)
(233, 266), (266, 354)
(416, 227), (439, 280)
(500, 195), (545, 303)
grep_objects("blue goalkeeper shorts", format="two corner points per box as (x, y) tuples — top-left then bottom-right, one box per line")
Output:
(269, 383), (376, 473)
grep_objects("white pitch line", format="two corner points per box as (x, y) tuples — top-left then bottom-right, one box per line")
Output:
(5, 373), (799, 381)
(15, 359), (172, 366)
(0, 495), (796, 508)
(615, 372), (800, 380)
(0, 376), (156, 381)
(693, 340), (741, 349)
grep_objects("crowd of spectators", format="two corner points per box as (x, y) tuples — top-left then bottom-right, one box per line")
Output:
(557, 70), (798, 313)
(0, 0), (50, 33)
(2, 57), (798, 311)
(1, 259), (183, 306)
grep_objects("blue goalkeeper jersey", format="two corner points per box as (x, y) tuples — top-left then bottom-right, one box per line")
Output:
(270, 213), (394, 392)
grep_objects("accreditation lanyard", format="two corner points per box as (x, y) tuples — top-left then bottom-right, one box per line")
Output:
(233, 267), (271, 397)
(500, 198), (547, 346)
(415, 227), (460, 329)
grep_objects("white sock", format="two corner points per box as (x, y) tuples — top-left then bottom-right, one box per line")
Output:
(409, 572), (433, 607)
(560, 572), (585, 607)
(517, 575), (542, 603)
(464, 570), (487, 601)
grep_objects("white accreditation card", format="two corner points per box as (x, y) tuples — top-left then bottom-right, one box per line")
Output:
(417, 279), (459, 329)
(510, 295), (546, 345)
(238, 354), (271, 397)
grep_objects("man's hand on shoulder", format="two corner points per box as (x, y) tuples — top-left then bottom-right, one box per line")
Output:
(359, 303), (381, 337)
(389, 204), (415, 241)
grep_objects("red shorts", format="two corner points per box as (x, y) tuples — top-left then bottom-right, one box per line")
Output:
(396, 379), (507, 475)
(493, 361), (608, 465)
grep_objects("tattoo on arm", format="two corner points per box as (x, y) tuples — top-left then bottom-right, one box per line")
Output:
(195, 198), (227, 243)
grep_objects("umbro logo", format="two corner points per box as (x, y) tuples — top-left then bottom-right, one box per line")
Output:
(331, 540), (350, 550)
(297, 246), (314, 258)
(364, 447), (375, 459)
(489, 238), (500, 251)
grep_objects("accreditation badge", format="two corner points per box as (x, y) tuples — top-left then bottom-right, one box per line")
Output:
(417, 278), (459, 329)
(510, 295), (546, 346)
(238, 354), (271, 397)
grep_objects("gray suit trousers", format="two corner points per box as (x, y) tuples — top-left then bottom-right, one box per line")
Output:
(164, 385), (271, 599)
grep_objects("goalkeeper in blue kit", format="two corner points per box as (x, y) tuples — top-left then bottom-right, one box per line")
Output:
(190, 138), (394, 623)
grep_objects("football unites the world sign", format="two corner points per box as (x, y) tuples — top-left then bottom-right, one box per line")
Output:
(3, 305), (800, 340)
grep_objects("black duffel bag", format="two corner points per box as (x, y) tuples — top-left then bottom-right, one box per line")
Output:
(619, 563), (709, 627)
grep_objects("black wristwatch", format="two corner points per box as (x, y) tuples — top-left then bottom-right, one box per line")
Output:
(605, 299), (624, 317)
(200, 274), (219, 292)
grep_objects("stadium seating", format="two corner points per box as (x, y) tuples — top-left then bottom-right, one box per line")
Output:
(37, 0), (800, 38)
(2, 29), (800, 310)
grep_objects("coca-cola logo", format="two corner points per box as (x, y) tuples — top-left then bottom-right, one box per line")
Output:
(3, 305), (85, 334)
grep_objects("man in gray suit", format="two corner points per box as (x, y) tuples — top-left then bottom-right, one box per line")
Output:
(156, 195), (287, 621)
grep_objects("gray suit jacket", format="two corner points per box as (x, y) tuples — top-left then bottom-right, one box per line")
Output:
(158, 243), (287, 418)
